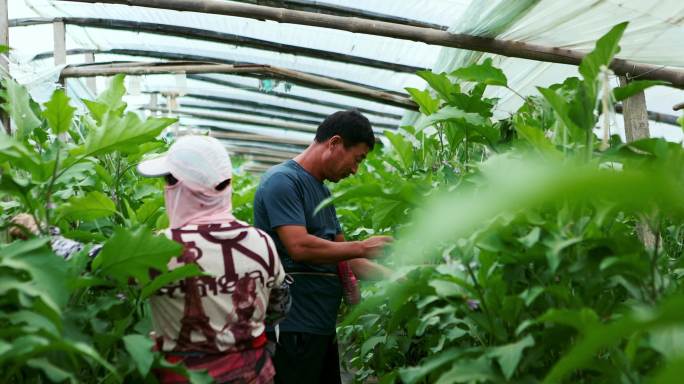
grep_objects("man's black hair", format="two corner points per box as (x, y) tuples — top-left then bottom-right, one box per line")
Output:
(314, 110), (375, 150)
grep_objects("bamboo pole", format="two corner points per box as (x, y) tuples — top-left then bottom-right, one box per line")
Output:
(168, 102), (321, 126)
(234, 0), (449, 30)
(242, 163), (272, 173)
(240, 154), (291, 164)
(147, 105), (319, 133)
(35, 48), (406, 98)
(209, 130), (310, 146)
(188, 74), (404, 122)
(614, 104), (679, 127)
(62, 0), (684, 88)
(224, 145), (296, 159)
(62, 62), (418, 110)
(11, 17), (421, 73)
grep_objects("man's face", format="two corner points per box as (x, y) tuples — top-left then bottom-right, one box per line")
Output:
(325, 137), (370, 182)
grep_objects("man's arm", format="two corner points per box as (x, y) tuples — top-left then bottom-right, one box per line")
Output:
(275, 225), (391, 264)
(335, 233), (393, 280)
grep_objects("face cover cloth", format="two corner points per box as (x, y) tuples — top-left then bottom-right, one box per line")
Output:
(164, 181), (235, 229)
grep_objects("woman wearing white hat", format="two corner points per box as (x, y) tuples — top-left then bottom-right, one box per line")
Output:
(138, 135), (289, 384)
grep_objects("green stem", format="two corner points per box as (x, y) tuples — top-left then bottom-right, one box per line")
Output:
(585, 126), (593, 162)
(437, 123), (445, 164)
(463, 126), (469, 168)
(650, 222), (661, 302)
(43, 141), (62, 234)
(465, 263), (495, 344)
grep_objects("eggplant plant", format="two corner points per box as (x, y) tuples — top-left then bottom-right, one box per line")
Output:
(333, 23), (684, 383)
(0, 74), (212, 382)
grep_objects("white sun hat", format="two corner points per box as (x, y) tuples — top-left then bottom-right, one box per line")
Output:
(137, 135), (232, 191)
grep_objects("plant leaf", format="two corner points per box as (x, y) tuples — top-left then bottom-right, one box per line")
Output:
(416, 71), (458, 103)
(141, 264), (204, 300)
(58, 191), (116, 221)
(543, 295), (684, 383)
(579, 22), (628, 84)
(1, 77), (42, 139)
(123, 334), (155, 376)
(487, 335), (535, 380)
(406, 87), (440, 115)
(42, 89), (76, 135)
(72, 111), (176, 158)
(613, 80), (668, 102)
(91, 226), (182, 285)
(416, 105), (487, 131)
(452, 58), (508, 87)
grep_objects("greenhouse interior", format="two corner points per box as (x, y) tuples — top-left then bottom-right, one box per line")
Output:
(2, 0), (684, 383)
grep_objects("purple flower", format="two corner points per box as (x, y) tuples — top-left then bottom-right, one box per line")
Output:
(467, 299), (480, 311)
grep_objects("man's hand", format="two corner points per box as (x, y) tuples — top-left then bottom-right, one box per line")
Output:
(359, 236), (393, 259)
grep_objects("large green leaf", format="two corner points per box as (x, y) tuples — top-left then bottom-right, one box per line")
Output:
(385, 130), (415, 170)
(141, 264), (204, 300)
(613, 79), (668, 102)
(58, 191), (117, 221)
(392, 155), (684, 266)
(537, 86), (586, 138)
(579, 22), (628, 84)
(84, 74), (127, 123)
(543, 295), (684, 383)
(91, 226), (182, 285)
(512, 114), (561, 158)
(416, 105), (487, 131)
(0, 238), (70, 315)
(416, 71), (458, 103)
(42, 89), (76, 135)
(123, 334), (155, 376)
(406, 87), (440, 115)
(451, 58), (508, 87)
(0, 173), (32, 208)
(487, 335), (535, 380)
(26, 358), (76, 383)
(0, 133), (40, 171)
(72, 111), (176, 158)
(400, 348), (469, 384)
(1, 77), (42, 139)
(435, 356), (496, 383)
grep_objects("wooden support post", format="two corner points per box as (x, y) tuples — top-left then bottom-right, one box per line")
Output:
(619, 75), (656, 249)
(0, 0), (9, 134)
(618, 76), (650, 142)
(148, 93), (158, 116)
(84, 51), (97, 94)
(53, 20), (66, 66)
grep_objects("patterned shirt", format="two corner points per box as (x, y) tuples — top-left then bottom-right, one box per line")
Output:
(150, 220), (286, 353)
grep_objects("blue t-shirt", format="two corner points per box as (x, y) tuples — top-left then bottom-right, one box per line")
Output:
(253, 160), (342, 335)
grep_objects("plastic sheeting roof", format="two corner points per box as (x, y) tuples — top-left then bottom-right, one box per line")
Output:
(5, 0), (684, 161)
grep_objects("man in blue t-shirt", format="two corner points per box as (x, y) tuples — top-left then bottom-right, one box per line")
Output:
(254, 110), (392, 384)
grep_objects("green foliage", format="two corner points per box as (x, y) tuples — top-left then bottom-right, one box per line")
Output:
(58, 191), (117, 221)
(0, 74), (216, 382)
(42, 90), (75, 135)
(613, 80), (669, 102)
(452, 57), (508, 87)
(1, 77), (41, 140)
(334, 22), (684, 384)
(91, 226), (182, 285)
